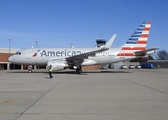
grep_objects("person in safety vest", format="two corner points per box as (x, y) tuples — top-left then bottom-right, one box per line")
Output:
(48, 65), (53, 78)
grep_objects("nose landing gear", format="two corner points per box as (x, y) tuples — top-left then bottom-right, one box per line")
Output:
(28, 65), (33, 73)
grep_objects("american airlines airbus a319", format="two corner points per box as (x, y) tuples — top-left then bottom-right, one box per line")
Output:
(8, 22), (158, 74)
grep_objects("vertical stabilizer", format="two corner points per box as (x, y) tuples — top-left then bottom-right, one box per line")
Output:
(122, 21), (152, 50)
(117, 22), (152, 57)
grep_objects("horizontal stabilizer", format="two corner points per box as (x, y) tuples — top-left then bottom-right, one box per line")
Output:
(134, 48), (159, 56)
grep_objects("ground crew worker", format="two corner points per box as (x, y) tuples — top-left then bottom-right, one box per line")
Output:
(48, 65), (53, 78)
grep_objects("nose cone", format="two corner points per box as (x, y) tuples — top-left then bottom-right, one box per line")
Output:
(8, 56), (13, 62)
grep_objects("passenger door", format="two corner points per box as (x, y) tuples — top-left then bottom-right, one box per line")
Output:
(26, 49), (34, 59)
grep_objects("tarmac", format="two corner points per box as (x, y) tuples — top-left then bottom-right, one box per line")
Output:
(0, 68), (168, 120)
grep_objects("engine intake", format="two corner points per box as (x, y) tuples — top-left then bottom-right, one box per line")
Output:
(47, 61), (69, 71)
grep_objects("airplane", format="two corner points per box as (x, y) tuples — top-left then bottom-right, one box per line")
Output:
(8, 21), (158, 74)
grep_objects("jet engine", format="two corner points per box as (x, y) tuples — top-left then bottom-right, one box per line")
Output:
(47, 60), (69, 71)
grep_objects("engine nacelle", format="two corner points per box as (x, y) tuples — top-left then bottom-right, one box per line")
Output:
(47, 61), (69, 71)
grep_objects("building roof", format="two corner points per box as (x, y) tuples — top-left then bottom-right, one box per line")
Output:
(0, 48), (20, 54)
(148, 60), (168, 63)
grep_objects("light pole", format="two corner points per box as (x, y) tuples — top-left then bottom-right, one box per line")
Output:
(35, 41), (39, 48)
(69, 43), (74, 48)
(8, 38), (12, 54)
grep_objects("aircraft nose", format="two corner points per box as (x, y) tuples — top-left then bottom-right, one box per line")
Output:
(8, 56), (13, 62)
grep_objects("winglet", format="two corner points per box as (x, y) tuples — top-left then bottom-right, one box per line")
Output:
(103, 34), (117, 50)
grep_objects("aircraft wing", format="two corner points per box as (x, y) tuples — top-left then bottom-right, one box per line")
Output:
(134, 48), (159, 56)
(66, 34), (116, 60)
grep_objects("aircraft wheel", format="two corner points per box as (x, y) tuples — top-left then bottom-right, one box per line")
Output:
(28, 70), (32, 73)
(76, 67), (82, 74)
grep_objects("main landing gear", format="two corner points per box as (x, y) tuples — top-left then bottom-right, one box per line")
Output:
(76, 66), (82, 74)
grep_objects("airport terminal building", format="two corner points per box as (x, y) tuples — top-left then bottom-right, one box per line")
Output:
(0, 48), (21, 70)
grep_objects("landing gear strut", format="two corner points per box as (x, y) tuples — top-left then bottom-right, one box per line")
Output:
(28, 65), (33, 73)
(76, 66), (82, 74)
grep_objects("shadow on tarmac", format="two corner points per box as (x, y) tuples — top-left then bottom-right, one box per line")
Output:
(7, 70), (131, 75)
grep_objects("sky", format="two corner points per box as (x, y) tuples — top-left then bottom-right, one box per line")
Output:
(0, 0), (168, 52)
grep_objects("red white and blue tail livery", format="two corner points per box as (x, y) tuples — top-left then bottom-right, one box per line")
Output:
(117, 22), (156, 58)
(123, 21), (151, 49)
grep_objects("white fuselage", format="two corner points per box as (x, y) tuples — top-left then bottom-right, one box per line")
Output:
(8, 47), (136, 66)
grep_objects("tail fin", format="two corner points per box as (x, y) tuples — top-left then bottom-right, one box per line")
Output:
(122, 21), (152, 51)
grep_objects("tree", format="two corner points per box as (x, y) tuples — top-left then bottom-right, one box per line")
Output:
(156, 50), (168, 60)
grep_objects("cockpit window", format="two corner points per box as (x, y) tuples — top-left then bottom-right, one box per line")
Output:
(15, 52), (21, 55)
